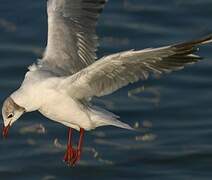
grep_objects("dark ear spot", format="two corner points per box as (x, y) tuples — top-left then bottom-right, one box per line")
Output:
(7, 113), (14, 119)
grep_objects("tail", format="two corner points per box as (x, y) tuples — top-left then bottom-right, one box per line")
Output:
(88, 106), (134, 130)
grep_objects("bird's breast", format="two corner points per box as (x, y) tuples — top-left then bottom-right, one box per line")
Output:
(39, 91), (90, 127)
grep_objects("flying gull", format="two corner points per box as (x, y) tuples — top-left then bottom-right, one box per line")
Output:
(2, 0), (212, 166)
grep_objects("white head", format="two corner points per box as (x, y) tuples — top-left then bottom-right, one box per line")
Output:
(2, 97), (26, 138)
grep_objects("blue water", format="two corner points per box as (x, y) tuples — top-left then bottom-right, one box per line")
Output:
(0, 0), (212, 179)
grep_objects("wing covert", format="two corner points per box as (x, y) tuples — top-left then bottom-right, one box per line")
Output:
(61, 35), (212, 99)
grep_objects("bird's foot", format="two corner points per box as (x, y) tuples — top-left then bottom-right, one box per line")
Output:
(63, 127), (84, 167)
(63, 145), (76, 165)
(70, 149), (81, 166)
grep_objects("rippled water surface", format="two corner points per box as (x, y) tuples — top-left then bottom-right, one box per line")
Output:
(0, 0), (212, 179)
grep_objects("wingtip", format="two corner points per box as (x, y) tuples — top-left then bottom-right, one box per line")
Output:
(200, 35), (212, 45)
(127, 125), (137, 131)
(174, 34), (212, 48)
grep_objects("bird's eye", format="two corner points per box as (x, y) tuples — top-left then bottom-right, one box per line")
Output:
(7, 113), (14, 119)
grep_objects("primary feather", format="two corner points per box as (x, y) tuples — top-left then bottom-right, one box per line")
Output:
(42, 0), (107, 75)
(61, 35), (212, 99)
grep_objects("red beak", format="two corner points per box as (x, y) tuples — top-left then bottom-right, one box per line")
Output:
(2, 123), (11, 138)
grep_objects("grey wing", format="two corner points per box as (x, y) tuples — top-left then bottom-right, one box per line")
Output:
(62, 35), (212, 99)
(41, 0), (107, 75)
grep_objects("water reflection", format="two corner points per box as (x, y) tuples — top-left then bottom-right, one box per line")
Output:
(19, 124), (46, 135)
(128, 85), (161, 106)
(0, 18), (16, 32)
(0, 0), (212, 179)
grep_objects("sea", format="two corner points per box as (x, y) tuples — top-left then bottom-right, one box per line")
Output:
(0, 0), (212, 179)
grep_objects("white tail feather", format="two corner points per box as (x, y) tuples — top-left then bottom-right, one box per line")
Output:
(88, 106), (134, 130)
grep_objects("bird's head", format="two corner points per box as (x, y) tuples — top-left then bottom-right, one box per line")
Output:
(2, 97), (25, 138)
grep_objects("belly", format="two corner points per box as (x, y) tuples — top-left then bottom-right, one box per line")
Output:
(38, 92), (93, 130)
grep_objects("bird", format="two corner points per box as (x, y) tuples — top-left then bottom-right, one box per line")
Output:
(2, 0), (212, 166)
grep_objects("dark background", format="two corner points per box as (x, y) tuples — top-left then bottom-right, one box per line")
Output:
(0, 0), (212, 179)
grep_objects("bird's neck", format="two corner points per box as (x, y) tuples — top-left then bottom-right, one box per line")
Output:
(10, 88), (39, 112)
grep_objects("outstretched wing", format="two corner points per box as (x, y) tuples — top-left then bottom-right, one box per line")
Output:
(61, 35), (212, 99)
(41, 0), (107, 75)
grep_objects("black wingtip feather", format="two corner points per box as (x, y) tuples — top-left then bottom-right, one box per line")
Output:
(174, 34), (212, 49)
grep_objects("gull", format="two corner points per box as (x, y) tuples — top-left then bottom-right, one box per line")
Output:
(2, 0), (212, 166)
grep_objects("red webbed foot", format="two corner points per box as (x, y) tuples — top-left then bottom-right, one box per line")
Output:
(63, 128), (84, 167)
(63, 145), (76, 165)
(70, 149), (82, 166)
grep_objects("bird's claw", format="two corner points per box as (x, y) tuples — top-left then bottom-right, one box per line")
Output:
(63, 145), (75, 164)
(63, 146), (81, 166)
(70, 149), (81, 166)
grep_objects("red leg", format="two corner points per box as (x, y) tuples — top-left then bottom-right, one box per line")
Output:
(63, 127), (75, 164)
(71, 128), (85, 166)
